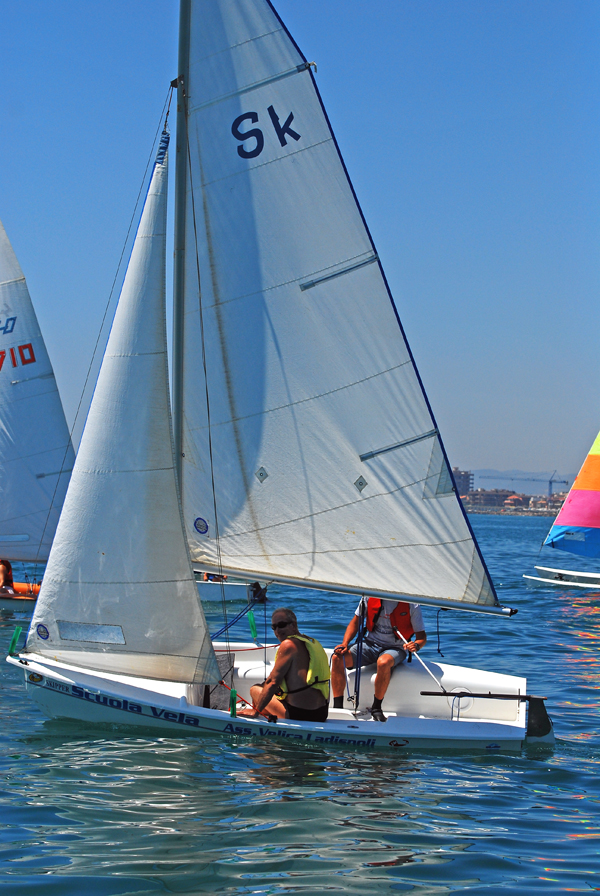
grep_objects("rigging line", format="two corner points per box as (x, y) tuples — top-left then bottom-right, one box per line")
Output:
(211, 603), (250, 639)
(436, 608), (447, 657)
(185, 127), (230, 646)
(32, 85), (174, 573)
(393, 627), (446, 693)
(353, 596), (366, 712)
(263, 596), (267, 676)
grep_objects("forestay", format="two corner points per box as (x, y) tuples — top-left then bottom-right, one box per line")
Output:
(0, 221), (74, 562)
(27, 136), (220, 683)
(177, 0), (497, 610)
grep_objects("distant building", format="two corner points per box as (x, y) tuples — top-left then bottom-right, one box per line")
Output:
(452, 467), (474, 496)
(465, 489), (513, 508)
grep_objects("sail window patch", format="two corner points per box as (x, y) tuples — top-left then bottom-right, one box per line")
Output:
(354, 475), (368, 493)
(300, 254), (378, 291)
(194, 518), (209, 535)
(57, 621), (126, 645)
(423, 436), (455, 499)
(255, 467), (269, 483)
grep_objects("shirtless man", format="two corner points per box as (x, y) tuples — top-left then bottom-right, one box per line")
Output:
(238, 607), (330, 722)
(0, 558), (15, 594)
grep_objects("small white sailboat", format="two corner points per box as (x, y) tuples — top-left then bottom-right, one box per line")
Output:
(524, 433), (600, 590)
(8, 0), (552, 750)
(0, 220), (75, 611)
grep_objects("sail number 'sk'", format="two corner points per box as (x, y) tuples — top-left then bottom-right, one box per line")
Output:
(0, 343), (36, 372)
(231, 106), (300, 159)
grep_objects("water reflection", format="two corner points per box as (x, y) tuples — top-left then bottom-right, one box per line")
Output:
(3, 517), (600, 893)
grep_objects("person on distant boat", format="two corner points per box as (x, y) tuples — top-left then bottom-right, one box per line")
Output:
(0, 558), (15, 594)
(331, 598), (427, 722)
(238, 607), (330, 722)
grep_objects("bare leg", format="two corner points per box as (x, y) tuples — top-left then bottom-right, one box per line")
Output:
(247, 684), (287, 719)
(373, 653), (395, 701)
(331, 651), (354, 698)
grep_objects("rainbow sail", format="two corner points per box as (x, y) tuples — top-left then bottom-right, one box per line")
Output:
(544, 432), (600, 557)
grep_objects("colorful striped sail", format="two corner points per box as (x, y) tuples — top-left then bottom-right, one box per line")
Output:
(544, 432), (600, 557)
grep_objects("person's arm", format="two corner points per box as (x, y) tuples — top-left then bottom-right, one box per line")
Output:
(405, 630), (427, 654)
(333, 615), (360, 657)
(0, 564), (9, 589)
(253, 640), (296, 714)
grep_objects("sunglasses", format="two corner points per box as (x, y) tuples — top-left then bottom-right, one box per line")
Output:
(272, 620), (292, 631)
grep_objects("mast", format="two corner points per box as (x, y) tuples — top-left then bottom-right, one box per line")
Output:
(172, 0), (191, 487)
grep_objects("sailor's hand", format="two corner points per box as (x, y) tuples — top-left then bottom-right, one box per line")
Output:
(237, 707), (259, 718)
(333, 644), (349, 656)
(405, 641), (419, 653)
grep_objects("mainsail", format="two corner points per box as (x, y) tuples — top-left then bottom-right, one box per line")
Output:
(0, 220), (74, 562)
(175, 0), (498, 610)
(544, 432), (600, 558)
(27, 134), (220, 683)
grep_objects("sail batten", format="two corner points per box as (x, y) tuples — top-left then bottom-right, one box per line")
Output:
(176, 0), (499, 609)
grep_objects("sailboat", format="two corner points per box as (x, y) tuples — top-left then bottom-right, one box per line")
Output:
(8, 0), (553, 750)
(524, 432), (600, 589)
(0, 220), (75, 611)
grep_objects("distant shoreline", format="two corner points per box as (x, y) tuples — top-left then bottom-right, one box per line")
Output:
(466, 508), (555, 517)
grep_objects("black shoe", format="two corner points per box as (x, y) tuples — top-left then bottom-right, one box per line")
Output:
(369, 706), (387, 722)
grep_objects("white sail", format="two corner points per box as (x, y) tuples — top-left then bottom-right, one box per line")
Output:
(0, 221), (74, 562)
(176, 0), (496, 609)
(27, 135), (220, 683)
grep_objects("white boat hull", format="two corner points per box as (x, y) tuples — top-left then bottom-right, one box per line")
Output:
(195, 580), (255, 602)
(8, 641), (552, 751)
(0, 593), (37, 613)
(524, 566), (600, 590)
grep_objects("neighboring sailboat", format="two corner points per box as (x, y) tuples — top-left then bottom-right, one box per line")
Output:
(0, 220), (75, 611)
(524, 433), (600, 589)
(8, 0), (552, 750)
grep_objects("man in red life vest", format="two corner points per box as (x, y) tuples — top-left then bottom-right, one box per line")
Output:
(331, 598), (427, 722)
(0, 558), (15, 593)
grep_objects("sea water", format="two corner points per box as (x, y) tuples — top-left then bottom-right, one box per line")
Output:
(2, 514), (600, 894)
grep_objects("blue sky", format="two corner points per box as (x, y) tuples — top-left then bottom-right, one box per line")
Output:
(1, 1), (598, 474)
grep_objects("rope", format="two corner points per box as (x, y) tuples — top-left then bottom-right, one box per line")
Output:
(436, 608), (447, 657)
(211, 597), (258, 640)
(393, 628), (446, 692)
(215, 644), (276, 652)
(351, 596), (367, 710)
(217, 678), (277, 722)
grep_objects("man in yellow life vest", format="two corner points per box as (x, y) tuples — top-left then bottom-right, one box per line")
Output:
(238, 607), (330, 722)
(331, 598), (427, 722)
